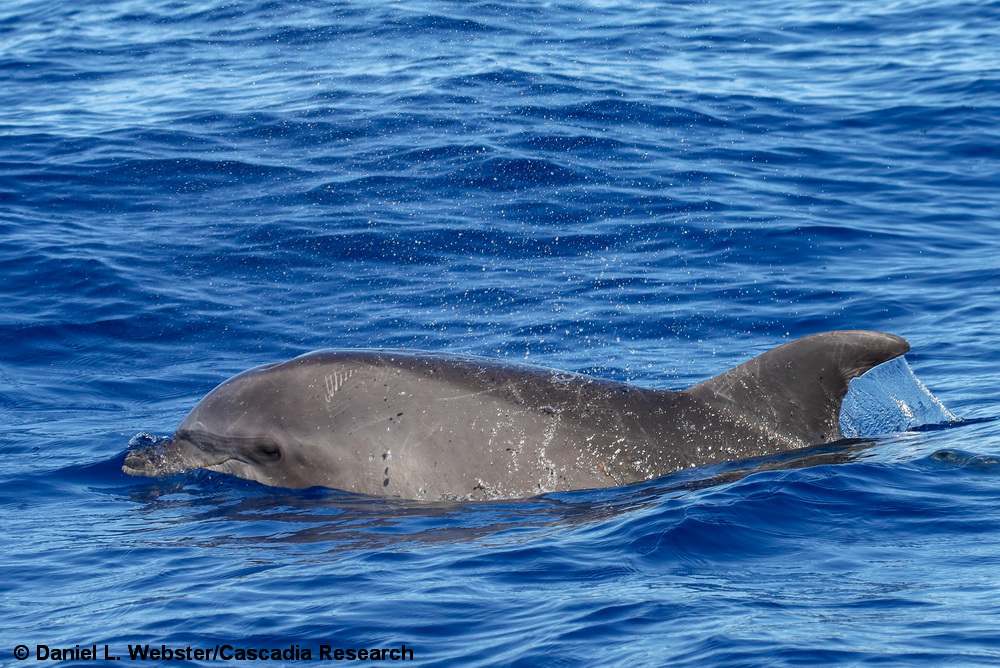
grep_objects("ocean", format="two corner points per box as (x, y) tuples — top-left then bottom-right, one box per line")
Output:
(1, 0), (999, 665)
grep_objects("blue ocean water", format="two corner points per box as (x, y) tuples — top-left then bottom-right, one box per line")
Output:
(2, 0), (999, 665)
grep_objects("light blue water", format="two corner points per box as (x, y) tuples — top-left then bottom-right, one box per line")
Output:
(840, 357), (957, 438)
(1, 0), (999, 665)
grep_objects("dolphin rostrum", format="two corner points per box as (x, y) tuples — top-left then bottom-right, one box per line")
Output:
(123, 330), (910, 500)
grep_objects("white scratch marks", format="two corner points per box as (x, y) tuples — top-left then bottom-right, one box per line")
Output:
(324, 369), (356, 402)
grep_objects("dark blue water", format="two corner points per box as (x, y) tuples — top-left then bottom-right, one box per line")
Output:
(2, 0), (999, 665)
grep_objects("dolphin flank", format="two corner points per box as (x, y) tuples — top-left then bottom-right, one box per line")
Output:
(124, 330), (910, 500)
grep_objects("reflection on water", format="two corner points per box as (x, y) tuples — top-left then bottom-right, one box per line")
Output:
(109, 439), (886, 552)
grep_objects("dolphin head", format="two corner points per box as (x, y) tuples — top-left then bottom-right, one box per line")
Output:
(124, 360), (341, 489)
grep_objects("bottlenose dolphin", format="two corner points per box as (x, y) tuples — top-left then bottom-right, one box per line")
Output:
(124, 330), (909, 501)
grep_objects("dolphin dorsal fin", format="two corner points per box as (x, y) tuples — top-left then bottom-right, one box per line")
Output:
(684, 331), (910, 446)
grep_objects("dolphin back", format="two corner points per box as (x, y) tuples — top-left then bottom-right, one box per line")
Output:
(683, 330), (910, 447)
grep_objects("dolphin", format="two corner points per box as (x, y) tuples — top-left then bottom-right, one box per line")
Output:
(123, 330), (910, 501)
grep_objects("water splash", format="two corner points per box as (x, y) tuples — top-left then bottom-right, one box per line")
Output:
(840, 357), (958, 438)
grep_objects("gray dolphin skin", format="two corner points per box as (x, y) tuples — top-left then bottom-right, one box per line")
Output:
(123, 330), (910, 501)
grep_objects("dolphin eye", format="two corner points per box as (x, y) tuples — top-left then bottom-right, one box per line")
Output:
(254, 441), (282, 463)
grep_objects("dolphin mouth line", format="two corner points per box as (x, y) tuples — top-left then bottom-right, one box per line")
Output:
(123, 437), (240, 478)
(201, 457), (267, 483)
(202, 458), (242, 472)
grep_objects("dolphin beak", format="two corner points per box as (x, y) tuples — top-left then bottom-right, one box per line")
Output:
(122, 435), (233, 478)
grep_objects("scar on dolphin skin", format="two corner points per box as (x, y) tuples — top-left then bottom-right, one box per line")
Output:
(123, 331), (927, 501)
(324, 369), (356, 402)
